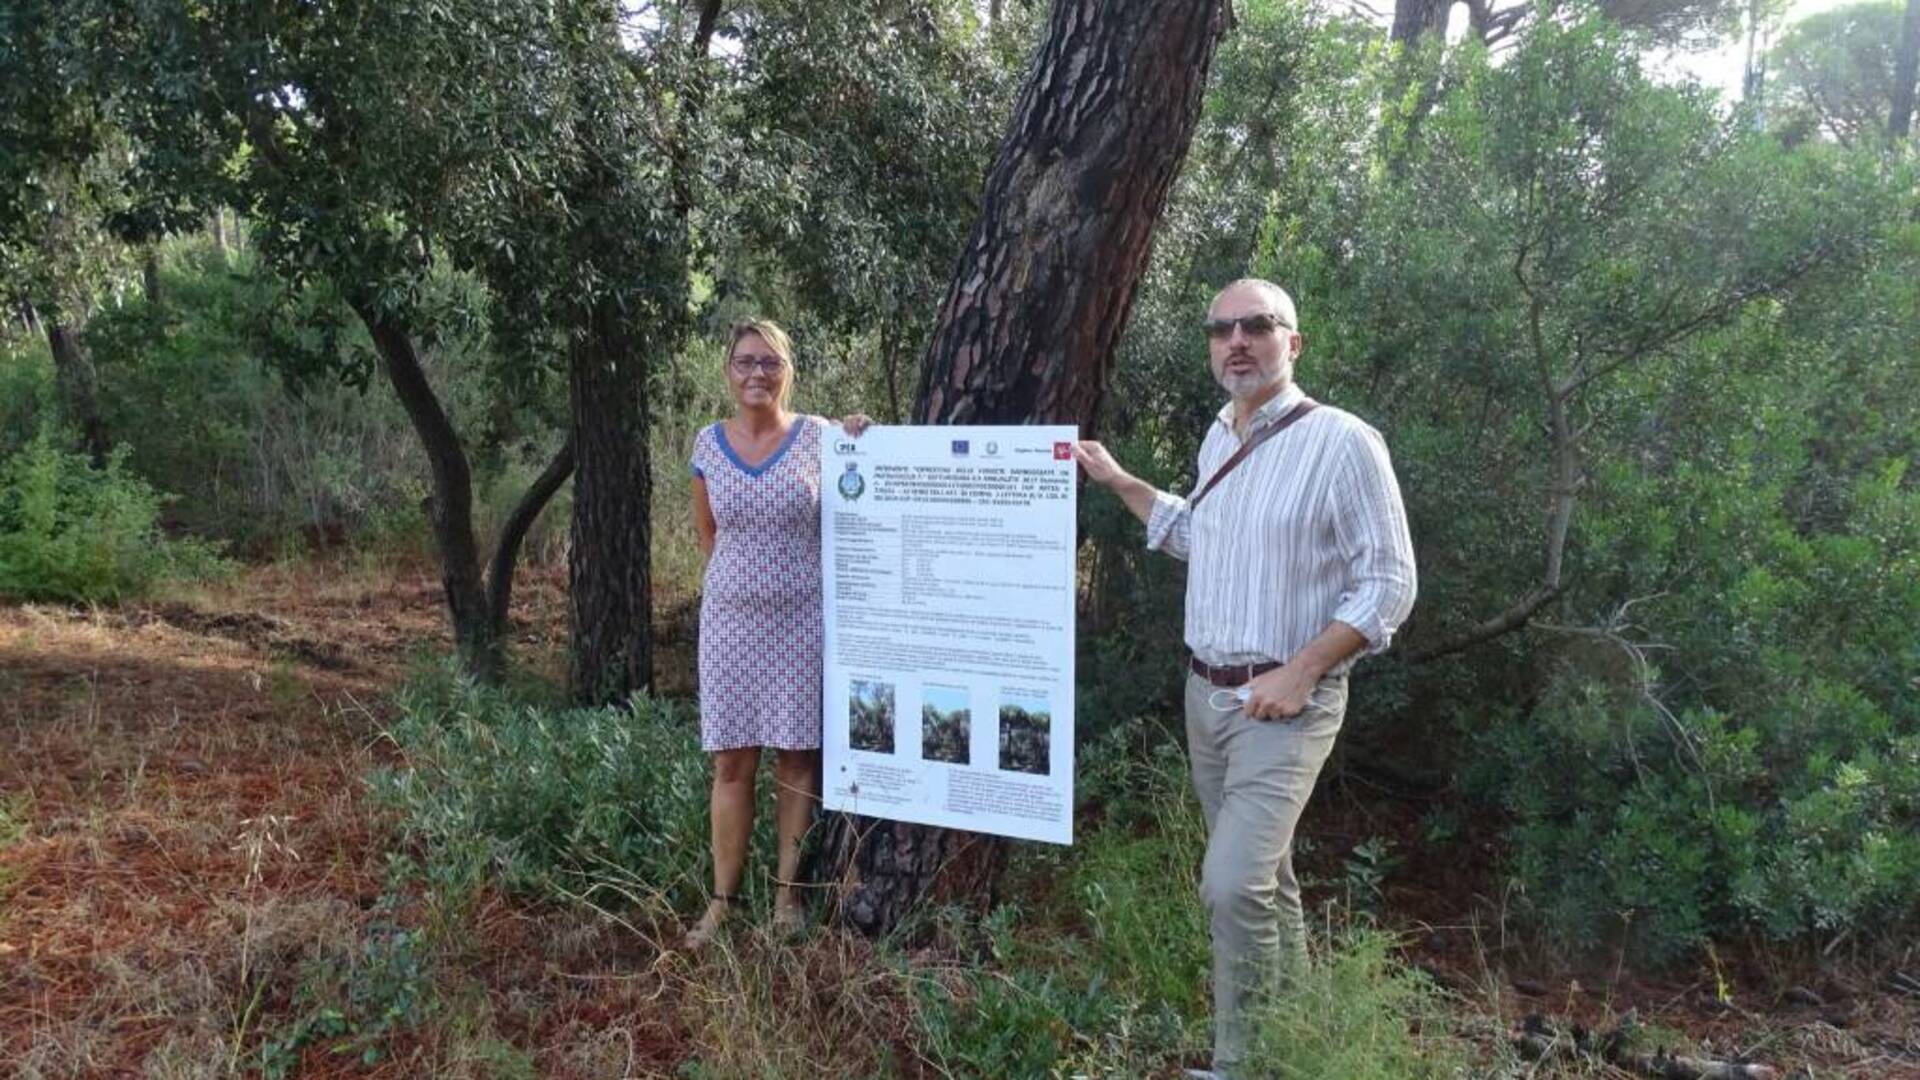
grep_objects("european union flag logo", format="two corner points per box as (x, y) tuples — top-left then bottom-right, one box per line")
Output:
(951, 440), (970, 456)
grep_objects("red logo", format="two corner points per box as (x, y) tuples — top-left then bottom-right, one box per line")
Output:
(1053, 442), (1072, 460)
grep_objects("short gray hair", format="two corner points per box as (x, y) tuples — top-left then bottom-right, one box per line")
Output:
(1210, 278), (1299, 330)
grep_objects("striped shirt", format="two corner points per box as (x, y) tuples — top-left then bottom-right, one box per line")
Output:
(1145, 384), (1417, 674)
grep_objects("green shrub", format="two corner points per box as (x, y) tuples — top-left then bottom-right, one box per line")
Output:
(0, 334), (55, 457)
(1467, 450), (1920, 962)
(79, 236), (561, 554)
(0, 428), (228, 602)
(918, 740), (1463, 1078)
(368, 668), (760, 915)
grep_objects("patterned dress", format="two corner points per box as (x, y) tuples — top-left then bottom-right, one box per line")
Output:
(691, 416), (825, 751)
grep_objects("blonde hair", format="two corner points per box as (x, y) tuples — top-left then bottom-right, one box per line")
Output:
(727, 318), (796, 410)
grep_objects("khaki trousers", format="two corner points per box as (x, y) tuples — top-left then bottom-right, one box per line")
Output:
(1184, 669), (1347, 1073)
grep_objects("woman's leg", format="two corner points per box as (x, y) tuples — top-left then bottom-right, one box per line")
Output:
(771, 748), (820, 924)
(689, 746), (760, 945)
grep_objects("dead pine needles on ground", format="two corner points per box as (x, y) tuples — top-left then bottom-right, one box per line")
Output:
(1, 558), (1915, 1078)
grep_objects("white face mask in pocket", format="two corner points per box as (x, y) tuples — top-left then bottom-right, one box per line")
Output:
(1208, 685), (1251, 712)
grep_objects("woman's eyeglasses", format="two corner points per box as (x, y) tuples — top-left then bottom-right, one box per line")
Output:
(1202, 313), (1291, 340)
(729, 355), (786, 376)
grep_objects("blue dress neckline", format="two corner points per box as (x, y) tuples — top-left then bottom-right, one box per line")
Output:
(714, 417), (806, 477)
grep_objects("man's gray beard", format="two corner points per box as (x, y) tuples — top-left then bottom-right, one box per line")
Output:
(1219, 367), (1289, 400)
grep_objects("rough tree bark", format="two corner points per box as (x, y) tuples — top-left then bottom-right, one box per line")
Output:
(566, 299), (656, 703)
(821, 0), (1232, 937)
(45, 319), (111, 466)
(1892, 0), (1919, 140)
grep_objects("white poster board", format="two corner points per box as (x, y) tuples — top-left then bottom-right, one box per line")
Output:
(820, 425), (1078, 845)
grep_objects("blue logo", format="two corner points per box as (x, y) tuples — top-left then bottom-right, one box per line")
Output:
(951, 440), (970, 456)
(837, 461), (865, 501)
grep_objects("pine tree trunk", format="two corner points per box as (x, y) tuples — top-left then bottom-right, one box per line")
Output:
(1892, 0), (1920, 140)
(823, 0), (1231, 937)
(45, 319), (111, 467)
(566, 301), (655, 704)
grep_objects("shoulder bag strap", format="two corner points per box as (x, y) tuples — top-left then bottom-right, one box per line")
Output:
(1186, 399), (1318, 511)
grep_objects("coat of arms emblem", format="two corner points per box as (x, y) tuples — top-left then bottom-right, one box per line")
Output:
(837, 461), (865, 501)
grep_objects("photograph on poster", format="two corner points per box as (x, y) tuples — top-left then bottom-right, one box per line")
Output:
(920, 685), (971, 765)
(849, 678), (896, 753)
(998, 689), (1051, 776)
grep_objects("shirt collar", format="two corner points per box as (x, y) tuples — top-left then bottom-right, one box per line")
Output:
(1214, 383), (1307, 436)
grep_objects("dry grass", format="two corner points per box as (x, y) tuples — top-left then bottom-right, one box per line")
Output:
(2, 556), (1913, 1078)
(0, 556), (921, 1079)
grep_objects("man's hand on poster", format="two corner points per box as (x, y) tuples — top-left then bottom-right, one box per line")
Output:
(1070, 440), (1127, 487)
(1243, 660), (1320, 721)
(839, 413), (873, 437)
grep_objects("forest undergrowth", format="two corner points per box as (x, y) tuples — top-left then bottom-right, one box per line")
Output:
(2, 555), (1914, 1078)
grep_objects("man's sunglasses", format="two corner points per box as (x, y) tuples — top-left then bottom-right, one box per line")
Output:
(1202, 313), (1292, 340)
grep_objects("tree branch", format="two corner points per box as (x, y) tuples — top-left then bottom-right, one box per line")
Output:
(485, 436), (575, 640)
(1565, 243), (1836, 398)
(1407, 584), (1565, 663)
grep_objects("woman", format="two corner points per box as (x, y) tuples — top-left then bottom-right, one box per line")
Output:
(686, 318), (864, 947)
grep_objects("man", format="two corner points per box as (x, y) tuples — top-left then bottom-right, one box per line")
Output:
(1074, 278), (1416, 1078)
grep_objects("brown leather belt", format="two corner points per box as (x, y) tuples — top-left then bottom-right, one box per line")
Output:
(1188, 655), (1280, 688)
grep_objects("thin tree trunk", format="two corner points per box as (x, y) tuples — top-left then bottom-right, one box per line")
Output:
(566, 301), (655, 704)
(142, 250), (163, 308)
(350, 297), (498, 681)
(1892, 0), (1920, 140)
(825, 0), (1232, 938)
(879, 317), (903, 422)
(485, 437), (574, 644)
(45, 319), (111, 467)
(211, 209), (230, 259)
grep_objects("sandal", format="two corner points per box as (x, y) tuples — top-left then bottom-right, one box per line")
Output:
(682, 893), (739, 951)
(771, 891), (806, 937)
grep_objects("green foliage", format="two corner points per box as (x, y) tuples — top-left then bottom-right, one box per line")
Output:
(76, 237), (551, 551)
(919, 743), (1460, 1076)
(257, 890), (434, 1077)
(1467, 435), (1920, 960)
(368, 667), (755, 913)
(0, 427), (226, 602)
(0, 332), (54, 456)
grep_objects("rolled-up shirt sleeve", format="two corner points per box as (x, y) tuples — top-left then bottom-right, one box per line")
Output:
(1329, 425), (1417, 653)
(1145, 489), (1193, 562)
